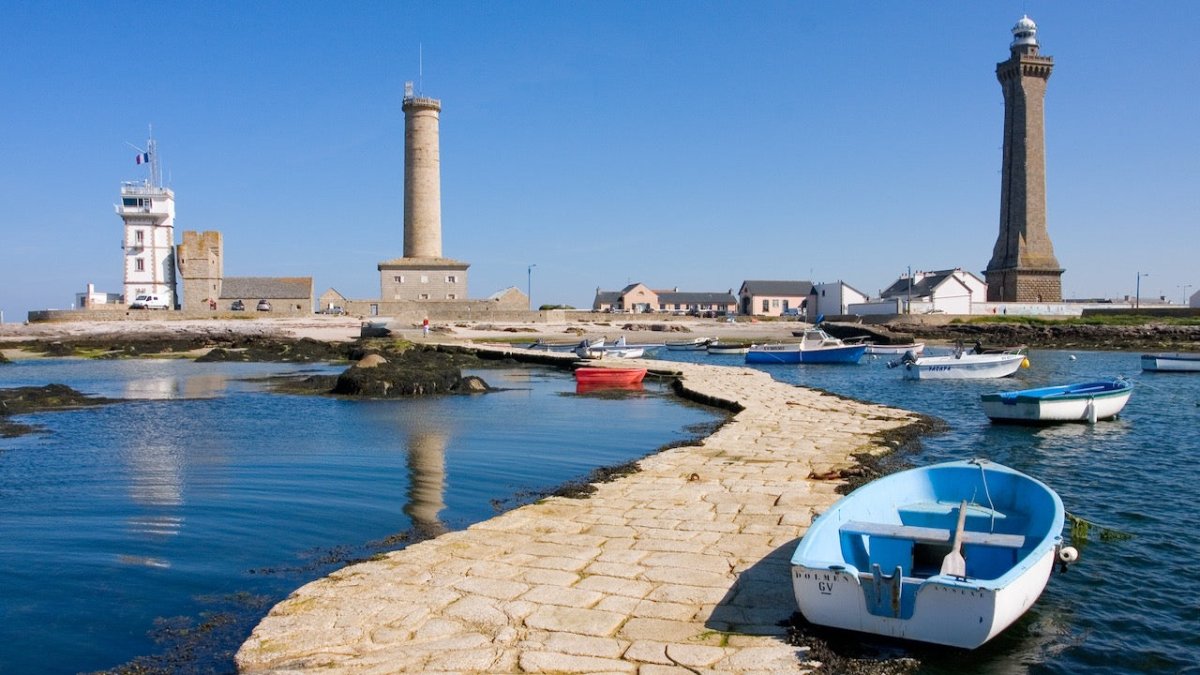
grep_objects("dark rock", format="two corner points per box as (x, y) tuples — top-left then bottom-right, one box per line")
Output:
(0, 384), (122, 438)
(332, 349), (489, 397)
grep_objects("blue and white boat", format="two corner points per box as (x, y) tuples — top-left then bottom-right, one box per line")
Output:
(791, 459), (1073, 649)
(1141, 352), (1200, 373)
(980, 378), (1133, 424)
(745, 329), (866, 364)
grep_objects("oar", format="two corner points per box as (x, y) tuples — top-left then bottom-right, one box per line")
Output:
(940, 500), (969, 578)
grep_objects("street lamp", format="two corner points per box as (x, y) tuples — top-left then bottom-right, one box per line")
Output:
(1182, 284), (1193, 306)
(1135, 271), (1149, 309)
(527, 264), (537, 311)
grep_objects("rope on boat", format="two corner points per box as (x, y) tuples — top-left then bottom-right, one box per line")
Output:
(1066, 512), (1133, 543)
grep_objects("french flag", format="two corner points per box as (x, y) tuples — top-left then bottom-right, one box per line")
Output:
(135, 152), (150, 165)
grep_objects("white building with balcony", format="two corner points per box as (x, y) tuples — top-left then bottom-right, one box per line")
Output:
(117, 139), (177, 309)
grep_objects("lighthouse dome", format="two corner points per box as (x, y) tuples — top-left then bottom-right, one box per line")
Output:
(1011, 15), (1038, 48)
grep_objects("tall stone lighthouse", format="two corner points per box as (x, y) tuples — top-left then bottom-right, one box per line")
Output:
(378, 83), (469, 303)
(985, 16), (1064, 302)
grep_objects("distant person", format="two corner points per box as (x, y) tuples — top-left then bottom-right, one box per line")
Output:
(422, 318), (430, 337)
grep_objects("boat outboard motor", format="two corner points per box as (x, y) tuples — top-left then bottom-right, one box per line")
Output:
(887, 349), (919, 369)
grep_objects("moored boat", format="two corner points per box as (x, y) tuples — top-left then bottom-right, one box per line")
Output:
(665, 337), (711, 351)
(1141, 352), (1200, 373)
(980, 378), (1133, 424)
(893, 348), (1027, 380)
(745, 329), (866, 364)
(864, 342), (926, 356)
(706, 341), (750, 355)
(791, 459), (1073, 649)
(573, 367), (647, 387)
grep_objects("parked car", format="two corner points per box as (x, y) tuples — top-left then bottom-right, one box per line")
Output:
(130, 294), (169, 310)
(256, 299), (272, 312)
(782, 308), (802, 317)
(230, 300), (245, 311)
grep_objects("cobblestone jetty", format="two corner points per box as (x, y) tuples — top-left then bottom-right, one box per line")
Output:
(237, 348), (925, 673)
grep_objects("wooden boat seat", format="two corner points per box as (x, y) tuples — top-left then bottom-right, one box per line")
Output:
(841, 520), (1026, 549)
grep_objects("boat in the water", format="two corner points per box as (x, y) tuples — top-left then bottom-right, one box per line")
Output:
(864, 342), (925, 356)
(573, 367), (647, 387)
(665, 337), (711, 351)
(706, 341), (750, 355)
(745, 329), (867, 365)
(892, 348), (1027, 380)
(791, 458), (1074, 649)
(1141, 352), (1200, 373)
(980, 378), (1133, 424)
(523, 339), (579, 352)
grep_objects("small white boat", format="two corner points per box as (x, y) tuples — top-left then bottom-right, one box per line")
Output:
(1141, 352), (1200, 373)
(791, 459), (1073, 649)
(706, 341), (750, 355)
(980, 378), (1133, 423)
(893, 348), (1027, 380)
(665, 337), (711, 351)
(574, 338), (606, 359)
(864, 342), (925, 356)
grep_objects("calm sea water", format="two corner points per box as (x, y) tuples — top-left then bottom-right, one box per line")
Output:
(0, 359), (722, 674)
(656, 347), (1200, 674)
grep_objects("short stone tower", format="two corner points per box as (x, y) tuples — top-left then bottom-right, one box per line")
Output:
(986, 15), (1064, 302)
(176, 230), (223, 311)
(379, 83), (469, 302)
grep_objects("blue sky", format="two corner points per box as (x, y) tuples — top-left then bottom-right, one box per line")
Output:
(2, 1), (1197, 320)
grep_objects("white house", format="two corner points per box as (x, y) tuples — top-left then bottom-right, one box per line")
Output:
(879, 268), (987, 315)
(1191, 288), (1200, 309)
(807, 281), (870, 322)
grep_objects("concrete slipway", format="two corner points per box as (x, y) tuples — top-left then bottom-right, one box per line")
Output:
(236, 346), (926, 673)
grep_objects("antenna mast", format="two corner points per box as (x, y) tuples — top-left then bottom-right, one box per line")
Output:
(148, 124), (161, 189)
(418, 43), (424, 95)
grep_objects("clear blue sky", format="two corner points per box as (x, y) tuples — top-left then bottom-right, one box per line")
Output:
(2, 1), (1197, 321)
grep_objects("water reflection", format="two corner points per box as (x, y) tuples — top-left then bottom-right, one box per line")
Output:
(123, 373), (228, 400)
(121, 409), (186, 544)
(576, 382), (644, 395)
(404, 430), (447, 537)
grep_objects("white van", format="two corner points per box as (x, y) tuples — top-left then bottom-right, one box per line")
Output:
(130, 294), (170, 310)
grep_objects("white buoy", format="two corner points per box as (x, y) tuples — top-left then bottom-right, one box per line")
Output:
(1058, 546), (1079, 563)
(1086, 398), (1097, 424)
(1069, 354), (1077, 361)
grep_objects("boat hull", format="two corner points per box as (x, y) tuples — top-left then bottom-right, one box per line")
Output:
(790, 459), (1064, 648)
(573, 367), (647, 387)
(980, 380), (1132, 423)
(864, 342), (925, 356)
(903, 353), (1025, 380)
(1141, 353), (1200, 372)
(745, 343), (866, 364)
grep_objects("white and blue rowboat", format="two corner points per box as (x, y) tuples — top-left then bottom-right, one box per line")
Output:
(791, 459), (1074, 649)
(665, 337), (711, 351)
(706, 341), (750, 355)
(894, 350), (1027, 380)
(1141, 352), (1200, 373)
(980, 378), (1133, 424)
(864, 342), (925, 356)
(745, 329), (866, 365)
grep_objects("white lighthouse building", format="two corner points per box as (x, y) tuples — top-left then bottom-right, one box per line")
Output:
(117, 136), (177, 308)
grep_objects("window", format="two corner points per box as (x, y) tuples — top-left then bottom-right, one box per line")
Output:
(418, 293), (430, 300)
(447, 293), (457, 300)
(761, 299), (769, 312)
(394, 275), (404, 283)
(135, 258), (145, 272)
(771, 299), (780, 307)
(135, 230), (144, 244)
(446, 275), (457, 284)
(420, 275), (429, 283)
(370, 304), (378, 316)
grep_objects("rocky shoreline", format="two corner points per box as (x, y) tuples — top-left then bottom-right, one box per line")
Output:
(883, 321), (1199, 352)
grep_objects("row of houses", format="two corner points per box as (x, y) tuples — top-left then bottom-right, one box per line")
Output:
(592, 269), (989, 321)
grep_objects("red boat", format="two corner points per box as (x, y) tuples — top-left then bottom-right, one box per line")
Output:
(573, 367), (647, 387)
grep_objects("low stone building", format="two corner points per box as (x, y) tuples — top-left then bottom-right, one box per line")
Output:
(220, 277), (314, 316)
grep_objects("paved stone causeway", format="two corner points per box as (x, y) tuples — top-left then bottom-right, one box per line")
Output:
(237, 348), (924, 673)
